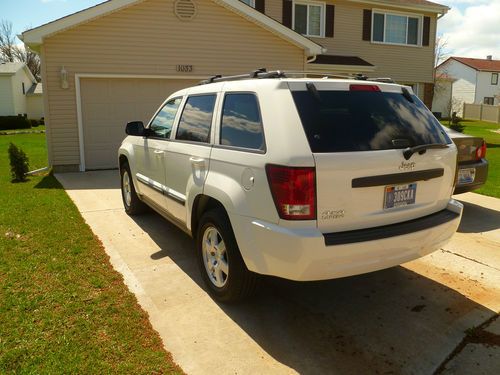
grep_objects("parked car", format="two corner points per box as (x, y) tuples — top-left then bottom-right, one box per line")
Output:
(442, 126), (488, 194)
(118, 71), (463, 302)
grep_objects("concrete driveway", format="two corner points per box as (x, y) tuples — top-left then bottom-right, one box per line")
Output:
(56, 170), (500, 375)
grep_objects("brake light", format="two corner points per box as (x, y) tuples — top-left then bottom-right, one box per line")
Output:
(349, 84), (380, 92)
(475, 141), (487, 160)
(266, 165), (316, 220)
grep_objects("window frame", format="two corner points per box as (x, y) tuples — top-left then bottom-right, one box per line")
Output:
(147, 96), (183, 140)
(492, 73), (499, 85)
(292, 1), (326, 38)
(216, 91), (267, 154)
(174, 93), (218, 145)
(371, 9), (423, 47)
(484, 97), (495, 105)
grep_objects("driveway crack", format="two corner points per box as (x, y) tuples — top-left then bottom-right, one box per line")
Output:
(441, 249), (500, 272)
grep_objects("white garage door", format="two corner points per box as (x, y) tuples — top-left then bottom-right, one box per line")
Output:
(80, 78), (198, 169)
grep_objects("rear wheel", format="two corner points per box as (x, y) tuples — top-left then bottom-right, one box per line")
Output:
(196, 209), (258, 302)
(120, 162), (147, 215)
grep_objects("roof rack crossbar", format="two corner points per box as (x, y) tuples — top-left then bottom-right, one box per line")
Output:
(198, 69), (286, 85)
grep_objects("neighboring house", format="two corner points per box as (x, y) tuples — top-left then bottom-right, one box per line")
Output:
(0, 62), (44, 119)
(21, 0), (448, 172)
(433, 56), (500, 116)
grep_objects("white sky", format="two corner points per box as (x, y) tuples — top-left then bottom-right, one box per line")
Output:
(437, 0), (500, 61)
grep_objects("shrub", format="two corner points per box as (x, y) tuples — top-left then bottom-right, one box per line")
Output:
(0, 116), (31, 130)
(8, 143), (30, 182)
(29, 119), (40, 127)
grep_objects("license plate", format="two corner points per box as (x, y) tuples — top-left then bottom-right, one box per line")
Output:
(384, 183), (417, 209)
(458, 168), (475, 184)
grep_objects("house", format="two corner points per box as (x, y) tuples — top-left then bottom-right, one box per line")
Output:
(21, 0), (448, 171)
(0, 62), (44, 119)
(433, 56), (500, 116)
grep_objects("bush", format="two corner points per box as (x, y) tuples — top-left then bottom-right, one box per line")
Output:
(0, 116), (31, 131)
(29, 119), (40, 127)
(8, 143), (30, 182)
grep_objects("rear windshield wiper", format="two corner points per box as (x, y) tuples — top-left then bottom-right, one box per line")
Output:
(403, 143), (449, 160)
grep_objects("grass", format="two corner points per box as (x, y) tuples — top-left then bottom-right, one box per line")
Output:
(0, 133), (183, 373)
(442, 120), (499, 198)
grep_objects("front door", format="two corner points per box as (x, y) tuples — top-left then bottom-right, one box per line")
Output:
(134, 97), (183, 210)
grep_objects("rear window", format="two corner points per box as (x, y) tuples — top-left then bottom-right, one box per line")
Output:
(291, 89), (451, 153)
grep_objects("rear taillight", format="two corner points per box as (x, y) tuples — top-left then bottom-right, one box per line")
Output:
(475, 141), (487, 160)
(266, 165), (316, 220)
(349, 84), (380, 92)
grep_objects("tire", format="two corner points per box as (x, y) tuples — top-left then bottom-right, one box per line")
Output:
(196, 209), (258, 303)
(120, 162), (147, 215)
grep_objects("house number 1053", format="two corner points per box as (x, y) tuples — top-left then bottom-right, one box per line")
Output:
(176, 65), (193, 72)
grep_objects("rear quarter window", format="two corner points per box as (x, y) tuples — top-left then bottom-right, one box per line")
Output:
(220, 93), (265, 151)
(291, 89), (451, 153)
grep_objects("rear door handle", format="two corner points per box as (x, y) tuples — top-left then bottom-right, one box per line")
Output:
(189, 157), (205, 165)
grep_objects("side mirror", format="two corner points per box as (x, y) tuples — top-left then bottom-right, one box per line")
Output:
(125, 121), (145, 136)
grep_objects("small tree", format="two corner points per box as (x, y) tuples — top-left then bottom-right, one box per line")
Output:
(8, 142), (29, 182)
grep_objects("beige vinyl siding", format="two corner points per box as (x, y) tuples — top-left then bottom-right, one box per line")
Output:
(11, 70), (33, 115)
(269, 0), (436, 83)
(0, 76), (15, 115)
(42, 0), (305, 168)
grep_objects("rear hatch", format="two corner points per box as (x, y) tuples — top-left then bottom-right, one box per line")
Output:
(289, 81), (457, 233)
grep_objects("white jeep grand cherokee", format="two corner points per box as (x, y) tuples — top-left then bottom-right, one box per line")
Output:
(118, 70), (463, 302)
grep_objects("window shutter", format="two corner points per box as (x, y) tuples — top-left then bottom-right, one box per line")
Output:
(325, 5), (335, 38)
(282, 0), (293, 28)
(362, 9), (372, 41)
(422, 16), (431, 46)
(255, 0), (265, 14)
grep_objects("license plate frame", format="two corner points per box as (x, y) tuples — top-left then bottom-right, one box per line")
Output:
(384, 183), (417, 209)
(458, 168), (475, 185)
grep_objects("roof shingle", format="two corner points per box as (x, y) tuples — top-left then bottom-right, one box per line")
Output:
(449, 57), (500, 72)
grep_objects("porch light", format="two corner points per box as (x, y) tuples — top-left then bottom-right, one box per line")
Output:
(60, 66), (69, 89)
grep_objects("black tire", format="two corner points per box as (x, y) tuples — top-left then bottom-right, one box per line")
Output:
(120, 162), (147, 215)
(196, 209), (258, 303)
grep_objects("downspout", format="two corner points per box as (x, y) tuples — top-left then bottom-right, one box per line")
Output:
(307, 55), (317, 63)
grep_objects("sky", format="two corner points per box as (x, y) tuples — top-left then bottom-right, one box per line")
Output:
(1, 0), (499, 61)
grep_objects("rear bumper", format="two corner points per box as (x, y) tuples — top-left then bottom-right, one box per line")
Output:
(231, 199), (463, 281)
(454, 159), (488, 194)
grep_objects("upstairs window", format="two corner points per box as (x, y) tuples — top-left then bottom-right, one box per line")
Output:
(372, 11), (421, 46)
(293, 1), (325, 37)
(492, 73), (498, 85)
(240, 0), (255, 7)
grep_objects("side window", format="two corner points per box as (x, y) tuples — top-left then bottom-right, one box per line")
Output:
(176, 95), (216, 143)
(149, 98), (182, 138)
(220, 93), (265, 151)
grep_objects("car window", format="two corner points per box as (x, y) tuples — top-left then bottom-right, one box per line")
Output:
(220, 93), (265, 151)
(291, 90), (451, 153)
(149, 98), (182, 139)
(176, 95), (216, 143)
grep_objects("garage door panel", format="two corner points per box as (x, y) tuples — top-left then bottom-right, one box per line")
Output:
(81, 78), (197, 169)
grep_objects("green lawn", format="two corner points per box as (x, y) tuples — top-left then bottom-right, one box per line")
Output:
(0, 125), (46, 135)
(442, 120), (499, 198)
(0, 133), (183, 373)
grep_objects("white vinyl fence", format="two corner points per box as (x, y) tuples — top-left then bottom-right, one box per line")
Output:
(463, 103), (500, 123)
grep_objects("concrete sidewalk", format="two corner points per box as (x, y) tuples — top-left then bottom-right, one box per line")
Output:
(56, 171), (500, 375)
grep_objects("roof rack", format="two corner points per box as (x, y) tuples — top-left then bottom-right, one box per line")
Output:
(198, 69), (394, 85)
(198, 68), (286, 85)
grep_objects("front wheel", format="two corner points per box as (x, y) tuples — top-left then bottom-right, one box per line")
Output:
(120, 162), (147, 215)
(196, 209), (258, 303)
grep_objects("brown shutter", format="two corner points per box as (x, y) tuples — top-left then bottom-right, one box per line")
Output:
(362, 9), (372, 41)
(325, 5), (335, 38)
(282, 0), (292, 28)
(423, 83), (434, 108)
(422, 16), (431, 46)
(255, 0), (265, 14)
